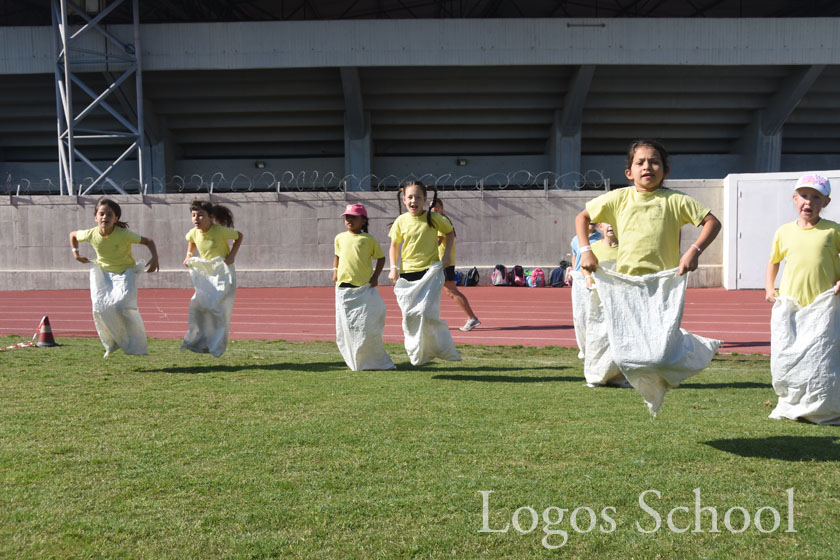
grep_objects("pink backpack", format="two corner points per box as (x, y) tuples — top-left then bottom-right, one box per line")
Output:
(527, 267), (546, 287)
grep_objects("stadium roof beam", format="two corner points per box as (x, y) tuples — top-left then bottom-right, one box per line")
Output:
(549, 65), (595, 188)
(340, 67), (372, 190)
(738, 64), (825, 172)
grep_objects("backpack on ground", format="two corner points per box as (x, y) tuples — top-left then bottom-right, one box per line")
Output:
(549, 267), (566, 287)
(491, 264), (508, 286)
(466, 266), (480, 287)
(527, 267), (546, 288)
(550, 259), (571, 287)
(512, 265), (526, 287)
(454, 271), (465, 286)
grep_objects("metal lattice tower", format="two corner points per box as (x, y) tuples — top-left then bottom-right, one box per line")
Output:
(51, 0), (145, 195)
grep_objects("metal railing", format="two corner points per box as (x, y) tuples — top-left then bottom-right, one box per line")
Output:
(3, 169), (610, 196)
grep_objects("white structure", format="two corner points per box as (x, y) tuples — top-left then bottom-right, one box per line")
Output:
(723, 170), (840, 289)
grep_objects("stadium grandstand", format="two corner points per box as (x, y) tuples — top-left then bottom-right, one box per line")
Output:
(1, 1), (839, 194)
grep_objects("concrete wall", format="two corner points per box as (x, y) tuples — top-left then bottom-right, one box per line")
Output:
(0, 180), (723, 290)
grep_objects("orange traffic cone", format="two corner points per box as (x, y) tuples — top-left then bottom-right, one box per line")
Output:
(35, 316), (58, 347)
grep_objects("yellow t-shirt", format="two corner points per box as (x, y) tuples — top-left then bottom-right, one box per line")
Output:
(592, 239), (619, 263)
(334, 231), (385, 286)
(76, 226), (141, 273)
(586, 186), (710, 276)
(389, 211), (453, 273)
(770, 219), (840, 307)
(186, 224), (240, 260)
(436, 215), (456, 267)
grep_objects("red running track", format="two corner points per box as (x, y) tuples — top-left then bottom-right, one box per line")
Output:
(0, 286), (770, 354)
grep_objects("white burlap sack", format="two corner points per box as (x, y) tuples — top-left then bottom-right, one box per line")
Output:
(591, 267), (721, 415)
(770, 290), (840, 425)
(181, 257), (236, 358)
(335, 284), (395, 371)
(394, 261), (462, 366)
(90, 262), (147, 357)
(570, 270), (589, 359)
(583, 287), (625, 387)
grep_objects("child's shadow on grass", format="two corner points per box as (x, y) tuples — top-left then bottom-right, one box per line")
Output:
(704, 436), (840, 462)
(433, 367), (582, 383)
(138, 361), (348, 374)
(681, 381), (770, 389)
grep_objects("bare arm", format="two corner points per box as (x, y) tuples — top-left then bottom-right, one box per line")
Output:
(140, 237), (159, 273)
(183, 241), (197, 266)
(332, 255), (339, 284)
(370, 256), (385, 287)
(69, 231), (91, 264)
(388, 241), (400, 284)
(575, 210), (599, 272)
(765, 261), (780, 303)
(678, 213), (722, 275)
(225, 231), (243, 265)
(441, 232), (454, 268)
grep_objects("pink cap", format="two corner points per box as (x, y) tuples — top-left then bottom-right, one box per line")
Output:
(794, 174), (831, 197)
(341, 203), (368, 218)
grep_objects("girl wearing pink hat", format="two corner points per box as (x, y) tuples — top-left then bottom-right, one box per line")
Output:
(333, 203), (394, 370)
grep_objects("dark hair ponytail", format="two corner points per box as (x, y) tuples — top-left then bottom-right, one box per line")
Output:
(426, 186), (438, 229)
(211, 205), (234, 227)
(95, 197), (128, 228)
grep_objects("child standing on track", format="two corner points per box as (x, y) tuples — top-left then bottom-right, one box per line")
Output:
(388, 181), (461, 366)
(333, 203), (394, 371)
(70, 197), (159, 357)
(574, 139), (722, 414)
(181, 200), (243, 357)
(431, 198), (480, 332)
(765, 174), (840, 425)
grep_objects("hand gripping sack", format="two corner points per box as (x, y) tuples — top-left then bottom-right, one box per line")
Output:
(769, 290), (840, 425)
(335, 284), (395, 371)
(89, 262), (148, 357)
(591, 267), (721, 415)
(394, 261), (462, 366)
(181, 257), (237, 357)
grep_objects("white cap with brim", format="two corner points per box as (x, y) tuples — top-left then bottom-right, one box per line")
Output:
(794, 174), (831, 197)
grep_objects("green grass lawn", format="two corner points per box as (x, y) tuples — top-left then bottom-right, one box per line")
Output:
(1, 335), (838, 559)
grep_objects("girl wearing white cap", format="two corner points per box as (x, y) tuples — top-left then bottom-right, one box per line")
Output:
(333, 203), (394, 370)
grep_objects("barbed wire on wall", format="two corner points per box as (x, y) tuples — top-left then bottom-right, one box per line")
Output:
(3, 169), (610, 196)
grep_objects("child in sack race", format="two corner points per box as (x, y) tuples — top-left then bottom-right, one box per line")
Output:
(574, 139), (722, 414)
(388, 181), (462, 366)
(181, 200), (243, 357)
(765, 174), (840, 425)
(70, 197), (159, 357)
(333, 203), (395, 371)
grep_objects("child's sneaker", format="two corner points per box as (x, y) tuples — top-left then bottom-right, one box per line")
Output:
(460, 318), (481, 331)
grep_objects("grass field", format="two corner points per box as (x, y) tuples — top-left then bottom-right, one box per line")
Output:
(1, 335), (838, 559)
